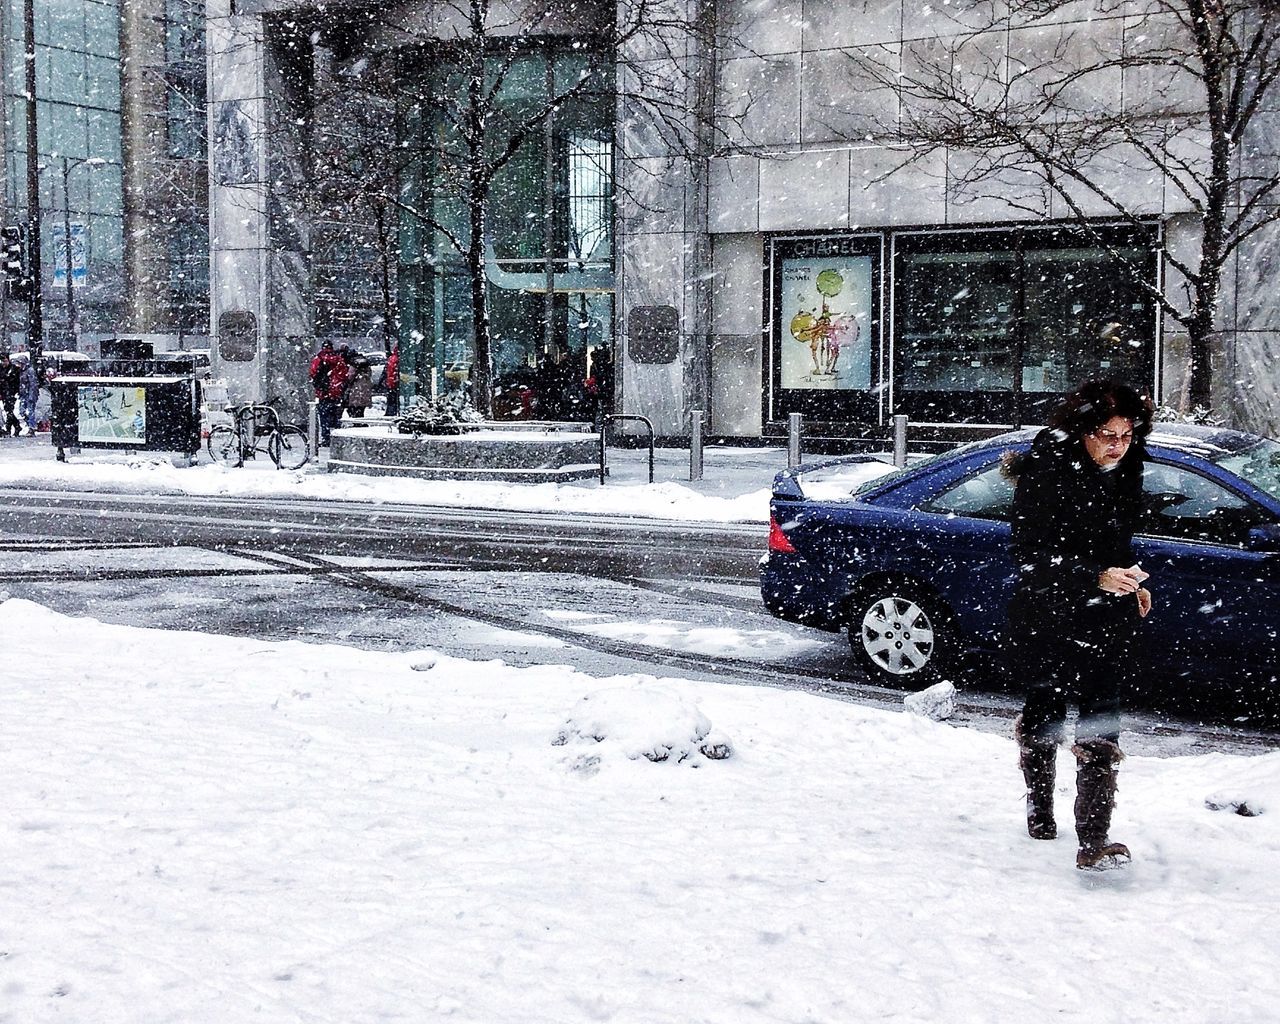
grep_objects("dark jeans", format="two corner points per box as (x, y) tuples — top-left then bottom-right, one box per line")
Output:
(1, 398), (18, 435)
(384, 389), (400, 417)
(317, 398), (342, 445)
(1011, 625), (1133, 746)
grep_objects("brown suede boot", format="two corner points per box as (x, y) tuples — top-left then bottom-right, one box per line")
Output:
(1015, 716), (1057, 840)
(1073, 739), (1131, 870)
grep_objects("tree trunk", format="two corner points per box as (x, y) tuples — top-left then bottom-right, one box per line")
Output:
(375, 200), (394, 356)
(467, 199), (493, 418)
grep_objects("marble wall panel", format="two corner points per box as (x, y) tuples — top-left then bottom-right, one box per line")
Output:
(618, 59), (689, 161)
(212, 100), (264, 187)
(1008, 0), (1128, 28)
(720, 0), (803, 56)
(208, 17), (264, 104)
(802, 0), (903, 50)
(617, 157), (689, 236)
(1229, 331), (1280, 437)
(621, 360), (685, 435)
(212, 250), (262, 325)
(758, 149), (851, 231)
(710, 333), (764, 435)
(710, 233), (765, 336)
(849, 145), (946, 227)
(708, 155), (760, 233)
(1158, 128), (1209, 216)
(1007, 19), (1123, 115)
(211, 183), (266, 251)
(619, 231), (689, 313)
(949, 28), (1011, 114)
(717, 53), (802, 150)
(947, 149), (1051, 223)
(1045, 143), (1162, 219)
(1159, 330), (1191, 409)
(801, 46), (899, 146)
(268, 250), (311, 337)
(1232, 220), (1280, 332)
(1122, 12), (1204, 118)
(902, 1), (1002, 41)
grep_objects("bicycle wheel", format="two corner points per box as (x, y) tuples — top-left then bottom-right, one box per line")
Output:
(268, 424), (310, 470)
(207, 424), (244, 467)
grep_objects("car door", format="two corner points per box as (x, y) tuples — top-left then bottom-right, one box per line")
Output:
(1133, 458), (1280, 694)
(908, 455), (1020, 645)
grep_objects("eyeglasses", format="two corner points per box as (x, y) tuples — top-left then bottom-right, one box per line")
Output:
(1091, 428), (1134, 445)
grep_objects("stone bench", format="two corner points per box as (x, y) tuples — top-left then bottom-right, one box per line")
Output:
(327, 424), (599, 482)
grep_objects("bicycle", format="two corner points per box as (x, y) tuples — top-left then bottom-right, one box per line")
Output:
(207, 401), (310, 470)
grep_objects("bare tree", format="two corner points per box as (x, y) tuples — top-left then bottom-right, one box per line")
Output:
(850, 0), (1280, 411)
(274, 0), (720, 417)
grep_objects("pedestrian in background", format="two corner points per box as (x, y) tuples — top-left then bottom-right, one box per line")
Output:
(344, 352), (373, 418)
(18, 356), (38, 435)
(384, 345), (400, 417)
(0, 352), (22, 436)
(308, 340), (349, 446)
(1006, 379), (1154, 871)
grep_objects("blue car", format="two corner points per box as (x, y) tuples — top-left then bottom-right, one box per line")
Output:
(761, 424), (1280, 708)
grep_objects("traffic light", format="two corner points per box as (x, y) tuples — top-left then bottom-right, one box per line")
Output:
(2, 225), (29, 300)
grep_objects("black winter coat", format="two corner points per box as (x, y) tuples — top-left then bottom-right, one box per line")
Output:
(0, 362), (20, 401)
(1007, 428), (1145, 643)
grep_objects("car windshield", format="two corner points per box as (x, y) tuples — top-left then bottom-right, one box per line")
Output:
(1215, 437), (1280, 503)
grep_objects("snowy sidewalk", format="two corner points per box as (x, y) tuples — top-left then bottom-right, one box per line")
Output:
(0, 432), (891, 524)
(4, 599), (1278, 1024)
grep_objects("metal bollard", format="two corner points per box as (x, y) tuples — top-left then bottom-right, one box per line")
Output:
(893, 413), (909, 468)
(690, 409), (704, 481)
(309, 400), (320, 458)
(788, 412), (802, 468)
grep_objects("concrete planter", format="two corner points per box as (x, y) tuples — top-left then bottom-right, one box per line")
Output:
(327, 424), (599, 482)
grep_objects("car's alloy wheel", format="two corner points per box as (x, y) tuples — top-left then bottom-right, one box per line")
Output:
(850, 582), (952, 682)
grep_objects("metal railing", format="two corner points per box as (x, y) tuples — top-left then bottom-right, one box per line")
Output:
(599, 414), (654, 485)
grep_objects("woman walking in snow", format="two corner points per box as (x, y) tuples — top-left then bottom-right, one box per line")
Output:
(1006, 379), (1154, 870)
(18, 356), (39, 435)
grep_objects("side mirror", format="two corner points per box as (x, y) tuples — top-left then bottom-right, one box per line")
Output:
(1246, 523), (1280, 553)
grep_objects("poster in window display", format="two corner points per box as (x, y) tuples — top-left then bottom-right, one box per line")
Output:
(77, 385), (146, 445)
(780, 255), (873, 390)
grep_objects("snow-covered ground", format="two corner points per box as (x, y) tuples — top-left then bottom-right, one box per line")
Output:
(0, 438), (895, 523)
(4, 599), (1277, 1023)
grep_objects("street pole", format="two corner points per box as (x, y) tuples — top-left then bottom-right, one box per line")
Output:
(62, 156), (76, 350)
(23, 0), (41, 362)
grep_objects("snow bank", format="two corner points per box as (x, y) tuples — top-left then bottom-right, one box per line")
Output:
(2, 598), (1278, 1023)
(0, 453), (773, 522)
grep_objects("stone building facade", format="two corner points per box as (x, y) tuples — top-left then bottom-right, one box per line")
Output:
(208, 0), (1280, 439)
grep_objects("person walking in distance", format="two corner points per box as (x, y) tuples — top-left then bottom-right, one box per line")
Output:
(384, 345), (400, 417)
(309, 340), (349, 446)
(1005, 379), (1154, 871)
(0, 352), (22, 436)
(18, 356), (39, 435)
(344, 352), (373, 418)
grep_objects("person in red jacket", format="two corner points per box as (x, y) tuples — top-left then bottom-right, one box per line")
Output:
(308, 340), (349, 446)
(384, 345), (400, 417)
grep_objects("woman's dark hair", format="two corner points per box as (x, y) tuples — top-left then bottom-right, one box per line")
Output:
(1048, 379), (1154, 444)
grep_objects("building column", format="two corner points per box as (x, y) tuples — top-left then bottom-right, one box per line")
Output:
(614, 0), (714, 438)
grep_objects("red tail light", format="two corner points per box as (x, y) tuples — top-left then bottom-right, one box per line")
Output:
(768, 515), (797, 553)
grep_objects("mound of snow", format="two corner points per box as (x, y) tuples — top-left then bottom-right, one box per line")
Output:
(553, 681), (732, 770)
(904, 680), (956, 721)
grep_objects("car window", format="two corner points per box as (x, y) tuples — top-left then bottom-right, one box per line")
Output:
(1215, 437), (1280, 504)
(1140, 461), (1271, 546)
(919, 460), (1015, 521)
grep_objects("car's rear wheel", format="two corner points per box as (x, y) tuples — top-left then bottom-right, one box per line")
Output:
(848, 579), (955, 684)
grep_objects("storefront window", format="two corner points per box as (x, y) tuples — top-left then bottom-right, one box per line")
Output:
(397, 43), (614, 420)
(894, 225), (1157, 425)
